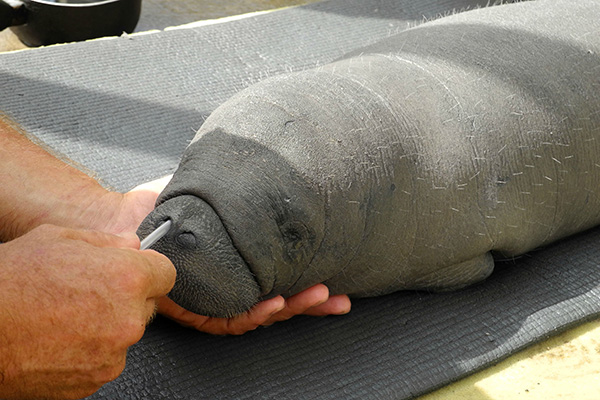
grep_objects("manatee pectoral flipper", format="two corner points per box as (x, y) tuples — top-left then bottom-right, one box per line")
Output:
(413, 252), (495, 292)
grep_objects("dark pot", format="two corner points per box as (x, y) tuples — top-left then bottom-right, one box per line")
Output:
(0, 0), (141, 47)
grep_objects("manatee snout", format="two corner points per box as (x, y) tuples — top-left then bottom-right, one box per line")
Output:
(137, 195), (261, 318)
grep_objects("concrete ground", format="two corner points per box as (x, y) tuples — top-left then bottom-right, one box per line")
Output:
(1, 1), (599, 399)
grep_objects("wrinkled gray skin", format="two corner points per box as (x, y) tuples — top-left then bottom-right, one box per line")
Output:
(137, 0), (600, 318)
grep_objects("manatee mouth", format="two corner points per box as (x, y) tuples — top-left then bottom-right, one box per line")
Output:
(137, 195), (261, 318)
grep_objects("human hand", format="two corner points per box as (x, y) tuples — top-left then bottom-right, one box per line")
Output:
(0, 224), (175, 400)
(85, 176), (352, 334)
(86, 175), (174, 236)
(157, 283), (351, 335)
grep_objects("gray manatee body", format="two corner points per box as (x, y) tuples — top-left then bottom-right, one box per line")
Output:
(137, 0), (600, 318)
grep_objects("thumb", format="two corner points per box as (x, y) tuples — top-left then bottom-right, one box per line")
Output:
(61, 227), (141, 249)
(116, 231), (142, 248)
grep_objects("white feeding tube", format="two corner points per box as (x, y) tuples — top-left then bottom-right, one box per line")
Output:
(139, 219), (172, 250)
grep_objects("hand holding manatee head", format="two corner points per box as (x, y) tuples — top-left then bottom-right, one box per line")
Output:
(138, 0), (600, 318)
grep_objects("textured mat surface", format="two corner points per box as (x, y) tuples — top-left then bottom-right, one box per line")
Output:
(136, 0), (321, 31)
(0, 0), (599, 399)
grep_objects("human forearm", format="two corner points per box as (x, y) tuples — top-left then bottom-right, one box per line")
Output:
(0, 115), (122, 241)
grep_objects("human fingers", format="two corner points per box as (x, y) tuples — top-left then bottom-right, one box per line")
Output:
(157, 296), (286, 335)
(300, 294), (352, 316)
(261, 284), (330, 325)
(261, 286), (351, 325)
(133, 249), (176, 300)
(53, 225), (141, 249)
(59, 225), (177, 300)
(41, 225), (174, 299)
(122, 175), (175, 230)
(156, 296), (206, 328)
(210, 296), (286, 335)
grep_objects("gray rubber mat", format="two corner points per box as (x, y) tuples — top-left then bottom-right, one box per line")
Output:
(1, 0), (500, 193)
(0, 0), (598, 399)
(136, 0), (321, 31)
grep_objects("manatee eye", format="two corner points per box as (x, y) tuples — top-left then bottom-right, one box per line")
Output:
(281, 221), (307, 245)
(279, 220), (314, 263)
(176, 232), (197, 248)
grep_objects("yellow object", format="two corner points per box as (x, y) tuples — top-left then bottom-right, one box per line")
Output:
(419, 318), (600, 400)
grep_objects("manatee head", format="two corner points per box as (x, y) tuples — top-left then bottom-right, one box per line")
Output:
(136, 121), (329, 318)
(137, 194), (261, 318)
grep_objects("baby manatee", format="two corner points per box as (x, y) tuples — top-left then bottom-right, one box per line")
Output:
(138, 0), (600, 318)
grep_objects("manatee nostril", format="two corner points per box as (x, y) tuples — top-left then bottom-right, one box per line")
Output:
(157, 218), (171, 228)
(176, 232), (197, 248)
